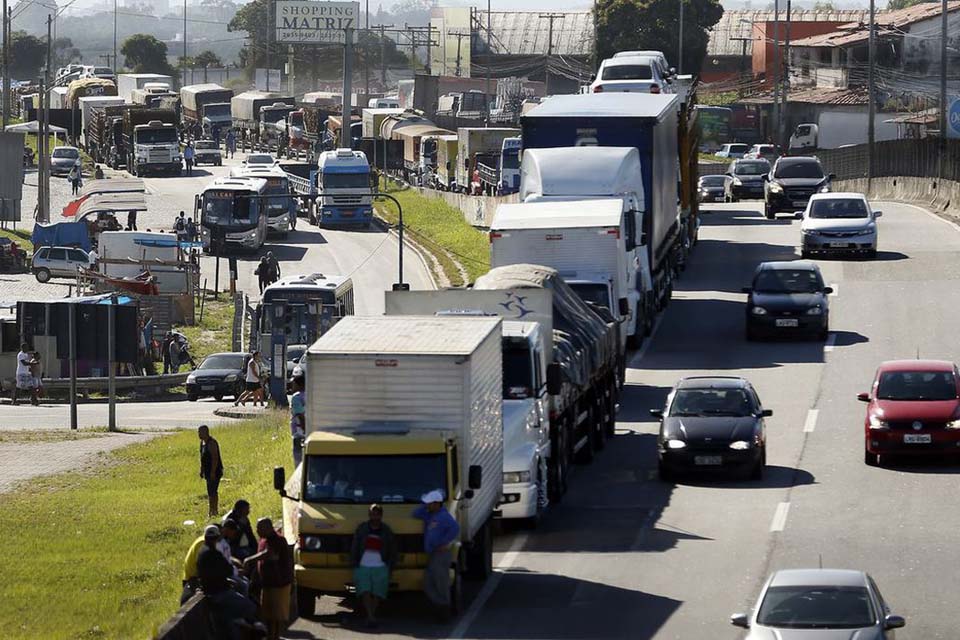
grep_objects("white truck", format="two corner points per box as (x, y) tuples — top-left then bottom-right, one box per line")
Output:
(520, 146), (652, 347)
(116, 73), (174, 103)
(231, 91), (295, 149)
(385, 289), (554, 524)
(361, 107), (404, 139)
(455, 127), (520, 191)
(273, 314), (503, 615)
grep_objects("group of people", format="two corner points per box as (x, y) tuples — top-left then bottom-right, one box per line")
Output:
(162, 331), (197, 374)
(254, 252), (282, 293)
(173, 211), (199, 244)
(12, 343), (43, 406)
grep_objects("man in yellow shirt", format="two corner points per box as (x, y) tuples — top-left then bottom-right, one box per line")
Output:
(181, 525), (221, 603)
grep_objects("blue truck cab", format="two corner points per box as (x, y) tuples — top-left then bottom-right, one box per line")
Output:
(314, 148), (373, 228)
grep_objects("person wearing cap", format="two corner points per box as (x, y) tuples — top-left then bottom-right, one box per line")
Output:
(413, 489), (460, 620)
(198, 425), (224, 517)
(196, 524), (262, 636)
(181, 524), (230, 603)
(243, 518), (293, 640)
(350, 504), (397, 628)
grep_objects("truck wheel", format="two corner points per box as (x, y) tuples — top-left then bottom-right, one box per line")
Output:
(296, 586), (317, 618)
(548, 421), (569, 503)
(465, 520), (493, 580)
(575, 410), (596, 465)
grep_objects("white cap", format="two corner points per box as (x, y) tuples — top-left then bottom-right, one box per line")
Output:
(421, 489), (444, 504)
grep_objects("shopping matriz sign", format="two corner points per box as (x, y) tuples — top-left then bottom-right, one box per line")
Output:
(275, 0), (360, 44)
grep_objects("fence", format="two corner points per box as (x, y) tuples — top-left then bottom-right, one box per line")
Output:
(818, 138), (960, 182)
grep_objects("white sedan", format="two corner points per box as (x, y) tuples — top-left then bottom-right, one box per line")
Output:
(799, 192), (882, 259)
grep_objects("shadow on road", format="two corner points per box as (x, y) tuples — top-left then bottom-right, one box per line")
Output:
(672, 465), (816, 490)
(699, 208), (794, 227)
(677, 239), (801, 295)
(831, 330), (869, 348)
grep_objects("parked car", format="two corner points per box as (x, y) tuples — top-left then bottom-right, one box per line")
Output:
(244, 153), (277, 167)
(714, 143), (749, 159)
(590, 53), (674, 94)
(185, 352), (248, 402)
(50, 146), (81, 176)
(285, 344), (308, 378)
(859, 359), (960, 467)
(32, 246), (93, 282)
(652, 376), (770, 480)
(800, 192), (881, 258)
(725, 158), (770, 202)
(743, 261), (832, 341)
(192, 139), (222, 166)
(698, 175), (726, 203)
(764, 156), (834, 219)
(731, 569), (905, 638)
(743, 143), (780, 163)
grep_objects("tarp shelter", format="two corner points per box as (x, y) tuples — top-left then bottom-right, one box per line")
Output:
(61, 179), (145, 218)
(5, 121), (68, 134)
(32, 221), (91, 252)
(67, 193), (148, 219)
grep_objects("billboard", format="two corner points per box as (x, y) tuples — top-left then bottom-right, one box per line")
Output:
(275, 0), (360, 44)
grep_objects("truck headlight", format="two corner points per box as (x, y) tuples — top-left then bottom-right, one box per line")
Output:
(503, 471), (531, 484)
(300, 535), (322, 551)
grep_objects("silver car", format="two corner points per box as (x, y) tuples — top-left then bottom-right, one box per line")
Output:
(731, 569), (904, 639)
(50, 146), (81, 176)
(800, 192), (881, 259)
(32, 246), (93, 282)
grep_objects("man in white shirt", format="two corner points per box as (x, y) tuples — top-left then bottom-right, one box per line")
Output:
(13, 343), (37, 406)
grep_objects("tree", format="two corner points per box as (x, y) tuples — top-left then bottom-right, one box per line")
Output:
(9, 31), (46, 79)
(120, 33), (177, 75)
(594, 0), (724, 77)
(53, 37), (82, 70)
(812, 0), (835, 9)
(193, 50), (223, 68)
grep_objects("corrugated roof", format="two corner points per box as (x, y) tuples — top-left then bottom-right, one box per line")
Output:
(485, 11), (593, 56)
(790, 26), (898, 48)
(739, 86), (869, 105)
(792, 1), (960, 48)
(707, 9), (870, 56)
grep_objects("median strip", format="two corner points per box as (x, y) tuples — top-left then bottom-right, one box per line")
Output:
(770, 502), (791, 532)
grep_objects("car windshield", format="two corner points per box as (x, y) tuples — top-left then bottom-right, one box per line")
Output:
(700, 176), (725, 187)
(775, 160), (824, 179)
(753, 269), (823, 294)
(809, 198), (869, 219)
(52, 148), (79, 159)
(602, 64), (653, 80)
(756, 585), (876, 628)
(247, 155), (274, 165)
(503, 342), (534, 399)
(199, 354), (245, 370)
(303, 454), (446, 504)
(736, 161), (769, 176)
(876, 371), (957, 401)
(669, 388), (754, 417)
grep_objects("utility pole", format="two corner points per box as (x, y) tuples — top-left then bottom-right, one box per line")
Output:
(783, 0), (792, 150)
(364, 0), (369, 95)
(448, 29), (469, 77)
(940, 0), (948, 178)
(341, 27), (352, 149)
(867, 0), (875, 185)
(772, 0), (780, 147)
(379, 24), (393, 86)
(182, 0), (187, 87)
(539, 13), (563, 95)
(486, 0), (491, 121)
(2, 0), (8, 131)
(287, 45), (294, 95)
(113, 0), (117, 74)
(678, 0), (684, 75)
(40, 14), (51, 223)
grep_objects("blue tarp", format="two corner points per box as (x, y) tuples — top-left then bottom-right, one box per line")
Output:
(32, 221), (91, 252)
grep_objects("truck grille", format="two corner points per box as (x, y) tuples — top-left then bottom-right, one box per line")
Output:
(148, 151), (171, 163)
(331, 195), (363, 206)
(308, 533), (423, 553)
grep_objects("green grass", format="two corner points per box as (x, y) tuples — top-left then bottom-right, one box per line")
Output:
(174, 296), (235, 362)
(0, 414), (292, 640)
(0, 428), (112, 444)
(377, 178), (490, 285)
(0, 226), (32, 252)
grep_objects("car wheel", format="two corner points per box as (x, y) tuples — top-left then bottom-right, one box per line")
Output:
(213, 393), (224, 402)
(864, 449), (880, 467)
(187, 393), (198, 402)
(657, 459), (675, 482)
(35, 268), (51, 283)
(233, 382), (244, 400)
(750, 449), (765, 480)
(800, 249), (810, 259)
(819, 323), (830, 342)
(764, 204), (774, 219)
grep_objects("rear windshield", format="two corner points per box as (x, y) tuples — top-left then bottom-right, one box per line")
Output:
(753, 269), (823, 294)
(809, 198), (868, 219)
(775, 160), (824, 179)
(700, 176), (725, 187)
(248, 155), (274, 164)
(736, 161), (770, 176)
(877, 371), (957, 401)
(195, 141), (218, 150)
(602, 65), (653, 81)
(727, 144), (749, 153)
(53, 148), (79, 158)
(757, 586), (875, 628)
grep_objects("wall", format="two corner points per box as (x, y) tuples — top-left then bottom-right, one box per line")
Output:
(752, 21), (851, 78)
(903, 11), (960, 74)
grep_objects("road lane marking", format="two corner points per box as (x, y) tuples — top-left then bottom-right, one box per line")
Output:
(828, 283), (838, 296)
(824, 333), (837, 352)
(803, 409), (819, 433)
(449, 532), (529, 639)
(770, 502), (791, 532)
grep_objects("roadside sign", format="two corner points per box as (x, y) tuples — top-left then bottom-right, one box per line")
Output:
(275, 0), (360, 44)
(948, 96), (960, 139)
(255, 68), (282, 92)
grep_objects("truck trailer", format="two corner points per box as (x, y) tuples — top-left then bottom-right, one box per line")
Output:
(180, 83), (234, 135)
(119, 109), (181, 176)
(456, 127), (520, 192)
(231, 91), (295, 150)
(116, 73), (174, 103)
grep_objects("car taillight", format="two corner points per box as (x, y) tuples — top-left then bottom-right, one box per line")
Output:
(650, 84), (661, 94)
(593, 85), (603, 93)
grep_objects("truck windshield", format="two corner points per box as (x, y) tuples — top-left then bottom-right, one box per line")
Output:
(137, 128), (177, 144)
(322, 172), (369, 189)
(262, 108), (293, 125)
(568, 282), (611, 312)
(203, 192), (255, 225)
(503, 342), (534, 399)
(502, 150), (520, 170)
(289, 112), (304, 128)
(303, 454), (447, 504)
(204, 104), (230, 118)
(263, 178), (291, 213)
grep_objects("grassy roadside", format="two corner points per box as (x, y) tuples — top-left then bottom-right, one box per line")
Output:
(0, 226), (32, 252)
(376, 178), (490, 286)
(0, 414), (291, 640)
(174, 295), (235, 363)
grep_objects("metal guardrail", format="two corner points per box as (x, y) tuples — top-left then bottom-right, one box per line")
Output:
(41, 372), (189, 392)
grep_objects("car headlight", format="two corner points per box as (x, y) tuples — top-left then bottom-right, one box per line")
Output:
(946, 420), (960, 430)
(819, 185), (831, 193)
(301, 535), (322, 551)
(665, 439), (687, 450)
(768, 182), (783, 193)
(503, 470), (532, 484)
(729, 440), (752, 450)
(802, 228), (818, 235)
(224, 374), (238, 382)
(751, 306), (768, 315)
(806, 307), (823, 315)
(869, 415), (889, 430)
(186, 374), (196, 384)
(732, 177), (743, 186)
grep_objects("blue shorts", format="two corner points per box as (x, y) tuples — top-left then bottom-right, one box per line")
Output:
(353, 565), (389, 599)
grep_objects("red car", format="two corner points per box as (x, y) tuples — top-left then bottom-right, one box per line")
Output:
(860, 360), (960, 466)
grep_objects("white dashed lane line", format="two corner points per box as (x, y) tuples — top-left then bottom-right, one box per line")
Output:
(803, 409), (819, 433)
(770, 502), (791, 533)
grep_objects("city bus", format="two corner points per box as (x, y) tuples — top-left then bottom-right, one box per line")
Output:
(255, 272), (355, 403)
(696, 106), (733, 153)
(230, 165), (295, 236)
(195, 176), (269, 253)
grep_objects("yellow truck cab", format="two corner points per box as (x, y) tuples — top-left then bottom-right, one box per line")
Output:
(273, 315), (503, 617)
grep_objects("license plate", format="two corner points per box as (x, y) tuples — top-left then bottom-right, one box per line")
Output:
(775, 318), (799, 327)
(904, 434), (932, 444)
(201, 385), (215, 391)
(341, 210), (354, 217)
(792, 200), (808, 207)
(829, 242), (849, 248)
(694, 455), (723, 466)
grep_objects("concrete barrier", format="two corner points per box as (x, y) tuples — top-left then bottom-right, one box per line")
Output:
(410, 186), (519, 228)
(835, 176), (960, 222)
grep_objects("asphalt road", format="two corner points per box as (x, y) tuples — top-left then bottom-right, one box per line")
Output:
(286, 199), (960, 639)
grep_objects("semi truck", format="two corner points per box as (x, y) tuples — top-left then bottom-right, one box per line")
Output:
(116, 73), (173, 103)
(88, 103), (141, 164)
(361, 107), (404, 139)
(180, 83), (234, 134)
(521, 92), (699, 310)
(231, 91), (295, 149)
(456, 127), (520, 192)
(79, 96), (124, 149)
(273, 314), (503, 616)
(314, 149), (373, 227)
(131, 86), (176, 108)
(119, 109), (181, 176)
(288, 103), (339, 155)
(476, 136), (522, 195)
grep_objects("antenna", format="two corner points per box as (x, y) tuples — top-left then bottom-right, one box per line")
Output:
(818, 553), (823, 569)
(917, 346), (920, 360)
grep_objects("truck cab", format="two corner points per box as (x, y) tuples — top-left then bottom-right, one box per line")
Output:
(132, 120), (181, 175)
(315, 149), (373, 228)
(202, 103), (232, 134)
(789, 123), (819, 153)
(260, 102), (296, 148)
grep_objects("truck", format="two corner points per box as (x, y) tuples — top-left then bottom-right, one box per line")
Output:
(455, 127), (520, 192)
(273, 314), (503, 616)
(433, 134), (459, 190)
(119, 109), (181, 176)
(520, 146), (653, 345)
(66, 78), (117, 111)
(116, 73), (174, 103)
(314, 149), (373, 227)
(384, 289), (555, 523)
(78, 96), (124, 150)
(437, 91), (488, 119)
(180, 83), (234, 135)
(88, 103), (141, 164)
(392, 123), (453, 183)
(476, 136), (522, 195)
(288, 103), (339, 155)
(49, 86), (68, 110)
(521, 92), (699, 310)
(131, 82), (176, 108)
(231, 91), (295, 149)
(361, 107), (404, 139)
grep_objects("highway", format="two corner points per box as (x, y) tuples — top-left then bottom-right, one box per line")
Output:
(287, 199), (958, 639)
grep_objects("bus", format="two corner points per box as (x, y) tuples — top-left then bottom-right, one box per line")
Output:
(255, 272), (355, 404)
(230, 165), (295, 236)
(696, 106), (733, 153)
(195, 176), (269, 253)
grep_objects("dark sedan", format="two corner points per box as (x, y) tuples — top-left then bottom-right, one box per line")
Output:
(185, 352), (247, 401)
(652, 376), (770, 480)
(698, 175), (726, 203)
(744, 261), (832, 341)
(724, 158), (770, 202)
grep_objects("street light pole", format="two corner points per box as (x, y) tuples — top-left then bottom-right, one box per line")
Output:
(940, 0), (947, 178)
(113, 0), (118, 74)
(678, 0), (684, 75)
(182, 0), (187, 86)
(867, 0), (875, 185)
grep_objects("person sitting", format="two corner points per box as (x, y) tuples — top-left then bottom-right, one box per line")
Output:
(93, 164), (104, 180)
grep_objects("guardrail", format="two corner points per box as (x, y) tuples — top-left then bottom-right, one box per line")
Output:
(41, 372), (189, 393)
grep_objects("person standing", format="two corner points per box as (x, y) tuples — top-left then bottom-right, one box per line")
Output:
(243, 518), (293, 640)
(225, 129), (236, 158)
(168, 337), (182, 374)
(30, 351), (43, 402)
(12, 343), (37, 406)
(289, 376), (306, 468)
(413, 490), (460, 621)
(255, 257), (270, 295)
(350, 504), (396, 628)
(266, 251), (281, 284)
(68, 162), (82, 195)
(186, 217), (197, 243)
(127, 209), (138, 231)
(174, 212), (187, 242)
(234, 352), (264, 407)
(198, 425), (224, 517)
(162, 332), (173, 374)
(184, 142), (195, 176)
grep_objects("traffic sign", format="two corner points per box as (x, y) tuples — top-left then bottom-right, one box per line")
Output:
(948, 96), (960, 139)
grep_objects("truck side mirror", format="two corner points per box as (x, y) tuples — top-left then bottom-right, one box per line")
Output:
(618, 298), (630, 316)
(273, 466), (286, 493)
(468, 464), (482, 490)
(546, 362), (562, 395)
